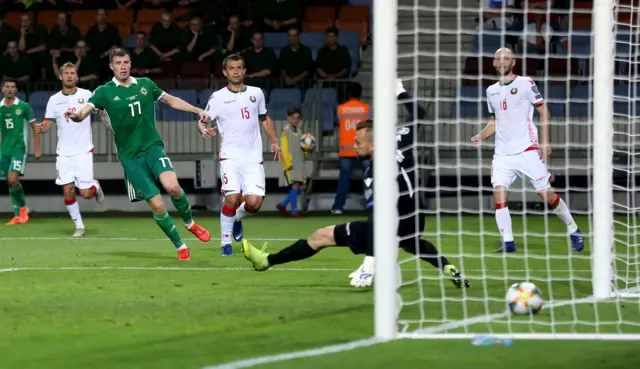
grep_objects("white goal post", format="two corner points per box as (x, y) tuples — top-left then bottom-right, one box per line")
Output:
(373, 0), (640, 340)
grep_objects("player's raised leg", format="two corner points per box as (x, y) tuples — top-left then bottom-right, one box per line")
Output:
(523, 150), (584, 252)
(232, 163), (266, 242)
(5, 168), (28, 225)
(153, 151), (210, 243)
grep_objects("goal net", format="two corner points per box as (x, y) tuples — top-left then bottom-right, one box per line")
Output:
(373, 0), (640, 340)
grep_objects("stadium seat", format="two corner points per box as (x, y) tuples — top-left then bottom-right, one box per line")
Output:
(347, 0), (373, 24)
(338, 31), (360, 49)
(304, 88), (337, 108)
(136, 9), (164, 25)
(472, 34), (504, 55)
(513, 57), (540, 76)
(264, 33), (289, 49)
(300, 32), (325, 49)
(28, 91), (56, 109)
(450, 100), (489, 119)
(3, 12), (32, 29)
(163, 89), (197, 121)
(37, 11), (58, 31)
(339, 5), (370, 26)
(269, 88), (302, 106)
(335, 18), (367, 45)
(16, 91), (27, 102)
(303, 19), (334, 33)
(348, 48), (360, 74)
(304, 6), (336, 22)
(322, 105), (337, 132)
(125, 34), (136, 49)
(545, 58), (579, 83)
(268, 105), (289, 121)
(199, 89), (215, 106)
(171, 8), (190, 27)
(459, 85), (484, 98)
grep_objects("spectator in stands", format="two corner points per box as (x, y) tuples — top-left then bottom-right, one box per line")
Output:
(53, 40), (100, 85)
(279, 27), (312, 88)
(183, 16), (218, 62)
(316, 27), (352, 102)
(0, 41), (34, 82)
(331, 82), (371, 215)
(262, 0), (299, 32)
(0, 20), (17, 54)
(17, 14), (48, 80)
(148, 11), (183, 62)
(518, 0), (557, 50)
(85, 9), (122, 77)
(49, 12), (81, 68)
(225, 15), (252, 55)
(243, 31), (278, 88)
(130, 31), (163, 77)
(481, 0), (516, 30)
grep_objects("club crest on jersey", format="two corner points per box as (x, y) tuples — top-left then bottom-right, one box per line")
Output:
(78, 97), (84, 103)
(140, 87), (147, 95)
(15, 109), (21, 115)
(250, 96), (256, 103)
(510, 88), (518, 95)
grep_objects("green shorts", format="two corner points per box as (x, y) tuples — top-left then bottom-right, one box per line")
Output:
(121, 146), (174, 202)
(0, 154), (27, 178)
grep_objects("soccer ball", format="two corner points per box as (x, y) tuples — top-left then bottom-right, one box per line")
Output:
(300, 133), (316, 152)
(506, 282), (544, 315)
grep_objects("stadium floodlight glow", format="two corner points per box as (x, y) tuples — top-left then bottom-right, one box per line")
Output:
(373, 0), (640, 340)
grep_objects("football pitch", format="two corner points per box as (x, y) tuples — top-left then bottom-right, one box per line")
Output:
(1, 213), (639, 369)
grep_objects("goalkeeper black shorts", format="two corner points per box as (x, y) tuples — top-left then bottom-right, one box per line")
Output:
(334, 220), (370, 255)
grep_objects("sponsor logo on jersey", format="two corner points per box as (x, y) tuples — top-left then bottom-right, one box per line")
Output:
(15, 109), (21, 115)
(531, 85), (539, 95)
(78, 98), (84, 103)
(397, 127), (410, 135)
(510, 88), (518, 95)
(224, 100), (235, 104)
(250, 96), (256, 103)
(140, 88), (147, 95)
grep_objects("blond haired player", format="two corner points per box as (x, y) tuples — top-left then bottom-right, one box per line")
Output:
(37, 62), (104, 237)
(472, 48), (584, 252)
(198, 54), (281, 257)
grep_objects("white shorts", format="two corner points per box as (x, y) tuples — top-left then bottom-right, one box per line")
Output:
(220, 159), (265, 197)
(491, 150), (551, 191)
(55, 152), (94, 189)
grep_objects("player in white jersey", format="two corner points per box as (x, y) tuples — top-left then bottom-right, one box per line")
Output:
(199, 54), (281, 256)
(35, 62), (105, 237)
(471, 48), (584, 253)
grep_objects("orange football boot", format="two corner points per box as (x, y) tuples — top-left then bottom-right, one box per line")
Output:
(177, 247), (191, 261)
(187, 222), (211, 242)
(18, 207), (28, 224)
(5, 217), (20, 225)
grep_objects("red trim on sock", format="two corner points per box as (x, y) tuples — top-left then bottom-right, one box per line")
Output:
(222, 204), (237, 216)
(90, 185), (97, 196)
(495, 202), (508, 210)
(550, 195), (560, 208)
(64, 197), (77, 205)
(244, 205), (259, 214)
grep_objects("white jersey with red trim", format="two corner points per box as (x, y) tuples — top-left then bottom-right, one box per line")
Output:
(486, 75), (545, 155)
(45, 88), (94, 157)
(205, 85), (267, 164)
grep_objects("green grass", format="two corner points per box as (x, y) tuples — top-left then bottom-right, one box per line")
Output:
(0, 213), (639, 369)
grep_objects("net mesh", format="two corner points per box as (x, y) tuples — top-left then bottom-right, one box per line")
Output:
(393, 0), (640, 337)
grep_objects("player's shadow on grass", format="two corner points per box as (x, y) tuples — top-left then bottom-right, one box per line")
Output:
(101, 251), (170, 260)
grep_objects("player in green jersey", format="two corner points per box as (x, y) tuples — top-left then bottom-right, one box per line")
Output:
(0, 78), (37, 225)
(64, 48), (211, 261)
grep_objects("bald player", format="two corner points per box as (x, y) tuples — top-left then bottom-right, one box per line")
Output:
(472, 48), (584, 253)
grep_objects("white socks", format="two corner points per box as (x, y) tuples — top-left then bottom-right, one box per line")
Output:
(220, 212), (234, 245)
(235, 202), (250, 221)
(495, 207), (514, 242)
(553, 197), (579, 233)
(66, 200), (84, 229)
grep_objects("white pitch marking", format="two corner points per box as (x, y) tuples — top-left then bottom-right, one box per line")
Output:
(0, 237), (299, 241)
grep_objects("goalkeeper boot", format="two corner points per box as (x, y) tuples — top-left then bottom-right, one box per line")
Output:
(444, 264), (470, 289)
(571, 229), (584, 252)
(241, 239), (270, 271)
(232, 219), (243, 242)
(493, 240), (516, 253)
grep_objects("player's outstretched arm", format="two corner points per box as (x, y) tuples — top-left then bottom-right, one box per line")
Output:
(160, 93), (209, 123)
(471, 116), (496, 147)
(65, 104), (94, 122)
(536, 103), (551, 159)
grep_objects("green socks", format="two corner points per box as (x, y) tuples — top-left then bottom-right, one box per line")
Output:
(153, 212), (184, 249)
(171, 190), (193, 225)
(9, 183), (26, 217)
